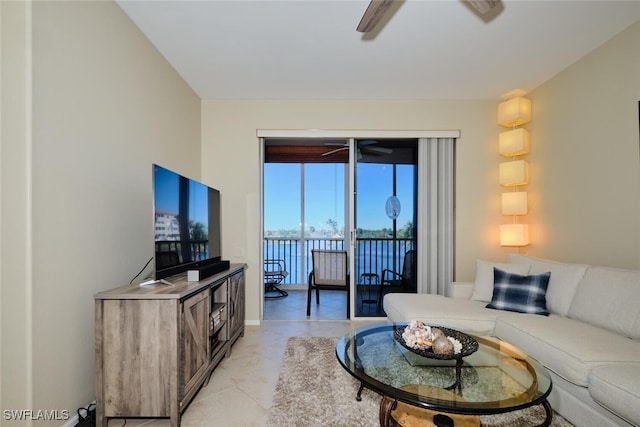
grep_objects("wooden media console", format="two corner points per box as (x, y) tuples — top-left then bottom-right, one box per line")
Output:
(94, 264), (246, 427)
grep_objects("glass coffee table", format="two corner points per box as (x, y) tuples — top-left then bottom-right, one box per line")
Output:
(336, 323), (553, 427)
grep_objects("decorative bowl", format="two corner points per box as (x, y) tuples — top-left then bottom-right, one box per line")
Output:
(393, 325), (478, 360)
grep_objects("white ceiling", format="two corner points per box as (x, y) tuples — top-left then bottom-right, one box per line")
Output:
(117, 0), (640, 100)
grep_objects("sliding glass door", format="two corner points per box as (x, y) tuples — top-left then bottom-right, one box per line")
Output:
(352, 139), (418, 317)
(263, 162), (347, 291)
(261, 132), (455, 321)
(263, 140), (349, 319)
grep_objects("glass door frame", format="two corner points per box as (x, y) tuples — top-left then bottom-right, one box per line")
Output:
(348, 138), (420, 319)
(258, 130), (459, 321)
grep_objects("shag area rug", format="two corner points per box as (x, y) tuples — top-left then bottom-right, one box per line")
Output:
(266, 337), (574, 427)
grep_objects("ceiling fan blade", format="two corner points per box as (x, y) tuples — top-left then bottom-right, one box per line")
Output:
(322, 147), (349, 157)
(465, 0), (500, 14)
(359, 139), (380, 146)
(356, 0), (395, 33)
(366, 146), (393, 154)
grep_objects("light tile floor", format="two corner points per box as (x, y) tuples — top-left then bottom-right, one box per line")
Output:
(106, 291), (380, 427)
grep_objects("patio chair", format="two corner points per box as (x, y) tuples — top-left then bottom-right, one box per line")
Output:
(307, 249), (350, 318)
(378, 249), (416, 305)
(264, 259), (288, 298)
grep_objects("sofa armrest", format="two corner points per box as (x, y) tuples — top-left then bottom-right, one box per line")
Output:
(445, 281), (473, 299)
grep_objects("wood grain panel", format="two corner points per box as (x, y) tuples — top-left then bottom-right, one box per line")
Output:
(101, 299), (178, 417)
(228, 271), (245, 342)
(181, 290), (210, 397)
(264, 145), (348, 163)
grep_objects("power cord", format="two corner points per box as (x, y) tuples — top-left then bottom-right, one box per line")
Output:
(130, 257), (153, 285)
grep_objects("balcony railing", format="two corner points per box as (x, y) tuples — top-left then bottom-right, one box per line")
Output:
(156, 240), (209, 264)
(264, 237), (414, 286)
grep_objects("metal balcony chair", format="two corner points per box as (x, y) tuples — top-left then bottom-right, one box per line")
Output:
(307, 249), (350, 318)
(378, 249), (416, 306)
(264, 259), (289, 298)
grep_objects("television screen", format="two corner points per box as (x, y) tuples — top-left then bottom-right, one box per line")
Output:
(153, 164), (222, 279)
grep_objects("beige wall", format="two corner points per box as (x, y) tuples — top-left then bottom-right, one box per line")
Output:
(528, 21), (640, 268)
(201, 100), (508, 322)
(1, 0), (32, 416)
(1, 1), (201, 424)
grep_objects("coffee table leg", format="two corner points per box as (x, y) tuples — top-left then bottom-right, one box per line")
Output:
(444, 358), (463, 395)
(379, 396), (397, 427)
(535, 399), (553, 427)
(356, 382), (364, 401)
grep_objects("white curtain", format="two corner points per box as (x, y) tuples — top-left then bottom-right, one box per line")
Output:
(418, 138), (455, 295)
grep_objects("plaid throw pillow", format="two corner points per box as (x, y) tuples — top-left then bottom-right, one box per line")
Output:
(486, 268), (551, 316)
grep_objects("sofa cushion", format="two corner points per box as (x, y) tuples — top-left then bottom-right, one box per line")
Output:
(494, 314), (640, 386)
(471, 259), (530, 303)
(486, 268), (550, 315)
(568, 266), (640, 340)
(383, 293), (499, 336)
(507, 254), (588, 316)
(446, 281), (474, 299)
(588, 364), (640, 425)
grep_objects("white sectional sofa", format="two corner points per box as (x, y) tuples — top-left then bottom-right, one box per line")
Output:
(383, 254), (640, 427)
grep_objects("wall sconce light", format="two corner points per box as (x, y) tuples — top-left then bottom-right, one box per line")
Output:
(499, 128), (530, 157)
(498, 95), (531, 247)
(499, 160), (528, 186)
(498, 96), (532, 128)
(500, 224), (530, 246)
(502, 192), (528, 215)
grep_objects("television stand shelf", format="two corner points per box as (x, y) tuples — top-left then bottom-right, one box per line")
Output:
(94, 263), (246, 427)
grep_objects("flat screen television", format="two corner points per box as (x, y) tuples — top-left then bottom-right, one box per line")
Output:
(153, 164), (227, 280)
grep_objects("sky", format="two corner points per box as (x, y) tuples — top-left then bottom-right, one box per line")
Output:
(264, 162), (415, 232)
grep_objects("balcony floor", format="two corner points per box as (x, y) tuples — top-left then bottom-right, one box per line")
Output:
(264, 288), (386, 320)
